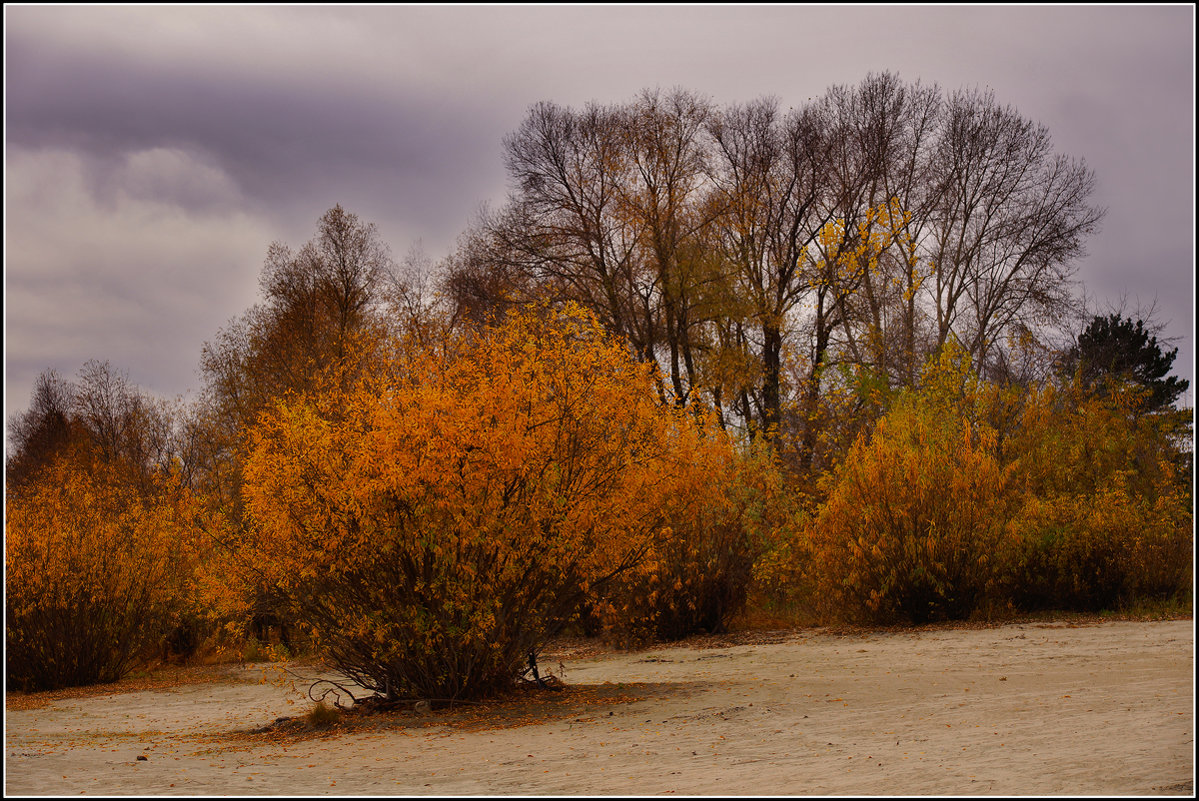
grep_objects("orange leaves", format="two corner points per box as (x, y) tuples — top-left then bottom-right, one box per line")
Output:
(238, 303), (729, 699)
(6, 454), (201, 691)
(597, 437), (790, 646)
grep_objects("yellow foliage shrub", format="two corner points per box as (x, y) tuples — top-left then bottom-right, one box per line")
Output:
(798, 351), (1191, 623)
(1000, 383), (1192, 610)
(595, 438), (789, 646)
(806, 389), (1011, 623)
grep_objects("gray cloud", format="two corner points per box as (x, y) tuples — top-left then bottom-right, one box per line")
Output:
(5, 146), (272, 408)
(5, 4), (1193, 420)
(4, 20), (506, 239)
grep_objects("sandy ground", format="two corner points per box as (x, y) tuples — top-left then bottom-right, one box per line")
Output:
(4, 619), (1193, 796)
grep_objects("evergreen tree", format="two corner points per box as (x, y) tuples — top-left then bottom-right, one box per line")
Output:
(1062, 313), (1189, 411)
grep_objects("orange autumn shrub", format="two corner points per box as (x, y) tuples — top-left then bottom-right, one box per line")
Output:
(595, 436), (789, 646)
(241, 304), (722, 700)
(6, 455), (200, 691)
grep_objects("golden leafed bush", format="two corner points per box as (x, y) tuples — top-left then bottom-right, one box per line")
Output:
(241, 304), (733, 700)
(799, 347), (1191, 623)
(805, 393), (1010, 624)
(1000, 383), (1192, 610)
(6, 456), (199, 692)
(595, 438), (791, 646)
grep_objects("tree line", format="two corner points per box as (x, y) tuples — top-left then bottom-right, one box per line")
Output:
(5, 74), (1190, 698)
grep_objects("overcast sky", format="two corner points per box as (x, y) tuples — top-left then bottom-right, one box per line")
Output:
(5, 4), (1195, 424)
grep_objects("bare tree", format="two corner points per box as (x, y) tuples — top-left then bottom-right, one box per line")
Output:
(7, 362), (177, 497)
(6, 369), (78, 490)
(807, 73), (944, 388)
(492, 99), (647, 346)
(924, 87), (1103, 375)
(74, 360), (173, 492)
(618, 88), (716, 405)
(453, 91), (718, 407)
